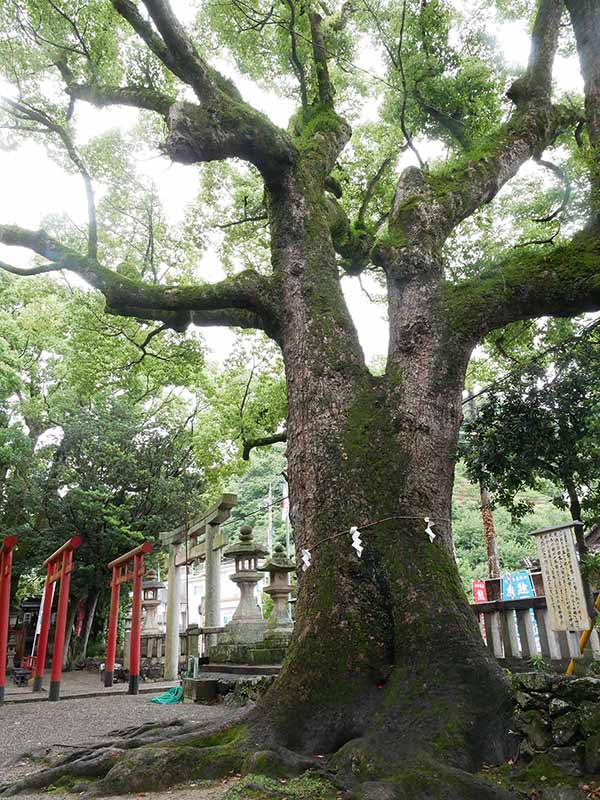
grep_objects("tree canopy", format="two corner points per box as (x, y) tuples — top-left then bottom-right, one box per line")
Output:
(462, 321), (600, 528)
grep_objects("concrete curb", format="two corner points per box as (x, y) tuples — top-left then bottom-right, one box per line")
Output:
(2, 682), (179, 705)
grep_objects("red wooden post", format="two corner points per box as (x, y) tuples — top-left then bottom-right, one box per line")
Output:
(129, 553), (144, 695)
(105, 542), (152, 695)
(33, 536), (81, 696)
(0, 536), (17, 704)
(33, 575), (54, 692)
(49, 547), (76, 701)
(104, 573), (121, 687)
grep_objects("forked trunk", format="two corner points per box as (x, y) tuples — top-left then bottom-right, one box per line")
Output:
(254, 180), (515, 791)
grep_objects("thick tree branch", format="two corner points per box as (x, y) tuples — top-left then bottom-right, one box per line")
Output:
(164, 100), (297, 184)
(0, 224), (281, 338)
(565, 0), (600, 222)
(444, 228), (600, 342)
(55, 58), (173, 116)
(508, 0), (563, 104)
(309, 12), (334, 109)
(0, 259), (60, 276)
(110, 0), (188, 86)
(57, 58), (296, 184)
(386, 0), (565, 252)
(113, 0), (353, 183)
(326, 196), (373, 274)
(242, 431), (288, 460)
(284, 0), (308, 109)
(141, 0), (233, 99)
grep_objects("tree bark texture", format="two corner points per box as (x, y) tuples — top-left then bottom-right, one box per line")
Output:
(249, 174), (514, 786)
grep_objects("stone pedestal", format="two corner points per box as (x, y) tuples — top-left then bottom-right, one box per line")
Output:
(123, 613), (132, 670)
(184, 677), (217, 703)
(141, 570), (165, 635)
(259, 545), (295, 662)
(262, 545), (294, 633)
(186, 623), (200, 660)
(208, 525), (270, 664)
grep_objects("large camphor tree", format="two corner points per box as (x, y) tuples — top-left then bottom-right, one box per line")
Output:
(1, 0), (600, 796)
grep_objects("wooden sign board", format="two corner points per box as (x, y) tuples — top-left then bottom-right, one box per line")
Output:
(531, 522), (588, 631)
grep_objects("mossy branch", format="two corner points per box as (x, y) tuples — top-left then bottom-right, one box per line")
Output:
(55, 57), (173, 116)
(387, 0), (565, 252)
(444, 229), (600, 341)
(0, 224), (281, 338)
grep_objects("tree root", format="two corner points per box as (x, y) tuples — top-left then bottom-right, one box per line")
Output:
(344, 762), (515, 800)
(0, 710), (251, 797)
(0, 708), (516, 799)
(0, 748), (124, 797)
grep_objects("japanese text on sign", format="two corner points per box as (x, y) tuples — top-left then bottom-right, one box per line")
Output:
(472, 579), (488, 604)
(502, 571), (535, 601)
(532, 524), (588, 631)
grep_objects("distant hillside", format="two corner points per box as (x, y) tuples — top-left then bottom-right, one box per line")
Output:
(452, 461), (567, 588)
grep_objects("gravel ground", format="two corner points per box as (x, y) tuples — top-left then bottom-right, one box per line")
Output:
(0, 694), (243, 798)
(0, 694), (239, 763)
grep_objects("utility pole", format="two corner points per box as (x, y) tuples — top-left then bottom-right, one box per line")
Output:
(267, 483), (273, 554)
(468, 394), (501, 579)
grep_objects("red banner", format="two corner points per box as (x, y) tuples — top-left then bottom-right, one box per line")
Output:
(472, 579), (488, 604)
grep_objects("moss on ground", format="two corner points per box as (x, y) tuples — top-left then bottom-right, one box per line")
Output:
(182, 724), (248, 749)
(224, 773), (340, 800)
(478, 754), (600, 797)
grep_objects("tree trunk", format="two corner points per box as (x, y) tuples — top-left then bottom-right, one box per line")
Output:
(71, 592), (99, 665)
(480, 484), (501, 579)
(254, 182), (515, 792)
(62, 598), (79, 670)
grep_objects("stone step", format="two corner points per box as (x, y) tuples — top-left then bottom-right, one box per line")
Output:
(197, 663), (281, 676)
(183, 671), (277, 704)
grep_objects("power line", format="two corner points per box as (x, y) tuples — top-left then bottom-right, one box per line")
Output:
(463, 317), (600, 405)
(221, 496), (289, 529)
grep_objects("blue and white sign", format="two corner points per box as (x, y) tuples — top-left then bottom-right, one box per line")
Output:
(501, 570), (535, 601)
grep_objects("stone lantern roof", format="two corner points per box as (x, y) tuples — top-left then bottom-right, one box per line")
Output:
(142, 568), (165, 590)
(260, 544), (295, 573)
(223, 524), (268, 560)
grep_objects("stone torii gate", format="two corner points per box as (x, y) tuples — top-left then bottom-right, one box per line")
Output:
(159, 493), (236, 680)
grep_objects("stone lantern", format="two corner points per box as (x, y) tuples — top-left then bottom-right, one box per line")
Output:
(141, 569), (165, 635)
(261, 544), (294, 633)
(123, 611), (132, 669)
(223, 525), (268, 624)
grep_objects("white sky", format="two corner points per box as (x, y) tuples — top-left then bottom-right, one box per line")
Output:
(0, 5), (584, 367)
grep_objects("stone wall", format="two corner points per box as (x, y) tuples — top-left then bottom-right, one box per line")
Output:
(512, 672), (600, 784)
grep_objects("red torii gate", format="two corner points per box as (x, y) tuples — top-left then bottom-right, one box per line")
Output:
(105, 541), (152, 694)
(0, 535), (17, 704)
(33, 536), (82, 701)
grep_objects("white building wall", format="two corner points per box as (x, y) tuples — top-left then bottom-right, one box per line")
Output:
(158, 556), (266, 629)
